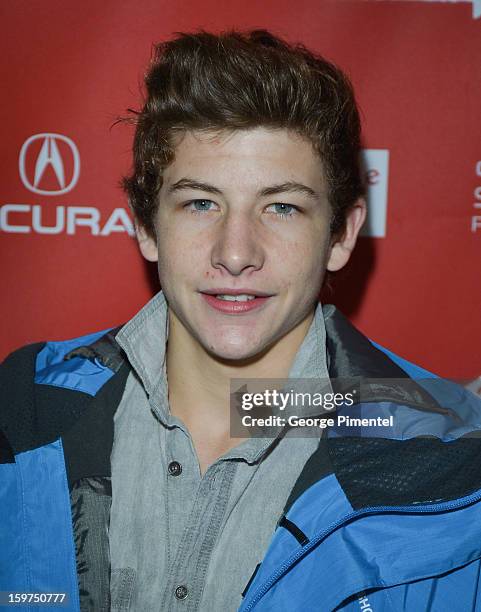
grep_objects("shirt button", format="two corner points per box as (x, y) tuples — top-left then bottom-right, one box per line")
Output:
(168, 461), (182, 476)
(174, 585), (188, 600)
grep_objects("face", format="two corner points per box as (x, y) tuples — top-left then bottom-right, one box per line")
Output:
(137, 127), (365, 361)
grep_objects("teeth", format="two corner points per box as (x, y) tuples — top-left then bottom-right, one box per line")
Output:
(216, 294), (256, 302)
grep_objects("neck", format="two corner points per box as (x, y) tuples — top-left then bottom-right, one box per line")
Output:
(166, 308), (316, 432)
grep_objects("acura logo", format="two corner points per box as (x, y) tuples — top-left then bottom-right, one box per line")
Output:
(19, 133), (80, 195)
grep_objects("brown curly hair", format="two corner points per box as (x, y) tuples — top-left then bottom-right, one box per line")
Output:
(122, 29), (365, 238)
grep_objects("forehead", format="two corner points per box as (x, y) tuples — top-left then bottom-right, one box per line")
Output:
(163, 127), (326, 192)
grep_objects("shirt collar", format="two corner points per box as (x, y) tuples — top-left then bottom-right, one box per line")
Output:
(287, 301), (329, 380)
(115, 291), (170, 398)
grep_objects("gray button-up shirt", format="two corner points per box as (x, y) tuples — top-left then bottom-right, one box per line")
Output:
(109, 291), (330, 611)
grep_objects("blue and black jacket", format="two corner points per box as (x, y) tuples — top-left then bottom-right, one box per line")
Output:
(1, 306), (481, 611)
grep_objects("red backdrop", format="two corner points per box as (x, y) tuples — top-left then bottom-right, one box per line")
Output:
(1, 0), (480, 379)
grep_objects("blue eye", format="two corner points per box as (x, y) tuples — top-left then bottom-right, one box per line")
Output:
(186, 199), (216, 213)
(266, 203), (298, 219)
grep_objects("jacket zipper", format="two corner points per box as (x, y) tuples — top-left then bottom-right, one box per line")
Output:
(242, 487), (481, 611)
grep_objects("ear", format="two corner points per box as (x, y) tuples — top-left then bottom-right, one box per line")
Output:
(327, 199), (367, 272)
(135, 223), (158, 262)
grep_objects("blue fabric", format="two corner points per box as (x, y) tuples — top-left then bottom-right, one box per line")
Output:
(241, 474), (353, 606)
(328, 399), (481, 441)
(352, 341), (481, 441)
(0, 440), (80, 611)
(370, 341), (438, 379)
(0, 463), (26, 598)
(35, 328), (115, 396)
(337, 563), (481, 612)
(368, 561), (481, 612)
(240, 472), (481, 611)
(242, 561), (481, 611)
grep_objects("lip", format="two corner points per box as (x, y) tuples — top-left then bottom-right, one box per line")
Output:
(200, 292), (272, 314)
(200, 288), (274, 297)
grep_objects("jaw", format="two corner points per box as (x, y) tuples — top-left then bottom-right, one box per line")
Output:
(167, 289), (317, 375)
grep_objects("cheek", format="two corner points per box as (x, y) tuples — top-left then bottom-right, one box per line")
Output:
(156, 226), (205, 280)
(279, 232), (329, 285)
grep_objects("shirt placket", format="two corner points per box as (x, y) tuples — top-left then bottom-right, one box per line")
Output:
(161, 434), (237, 611)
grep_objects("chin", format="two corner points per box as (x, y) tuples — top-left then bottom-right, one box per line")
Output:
(202, 336), (267, 363)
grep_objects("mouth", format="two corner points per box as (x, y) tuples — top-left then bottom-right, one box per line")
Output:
(199, 289), (274, 314)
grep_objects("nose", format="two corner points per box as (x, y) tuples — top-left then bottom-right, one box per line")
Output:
(210, 210), (265, 276)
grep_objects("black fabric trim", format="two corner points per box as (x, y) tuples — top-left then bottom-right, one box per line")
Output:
(1, 342), (46, 454)
(328, 436), (481, 510)
(242, 563), (261, 598)
(323, 307), (409, 379)
(62, 362), (130, 489)
(323, 306), (454, 420)
(64, 325), (125, 373)
(71, 476), (112, 611)
(0, 428), (15, 463)
(283, 438), (333, 514)
(1, 341), (104, 455)
(278, 516), (310, 546)
(28, 385), (93, 452)
(0, 330), (130, 481)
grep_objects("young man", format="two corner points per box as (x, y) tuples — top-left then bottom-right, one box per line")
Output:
(1, 30), (481, 612)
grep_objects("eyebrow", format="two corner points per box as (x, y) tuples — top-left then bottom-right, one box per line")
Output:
(167, 178), (321, 201)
